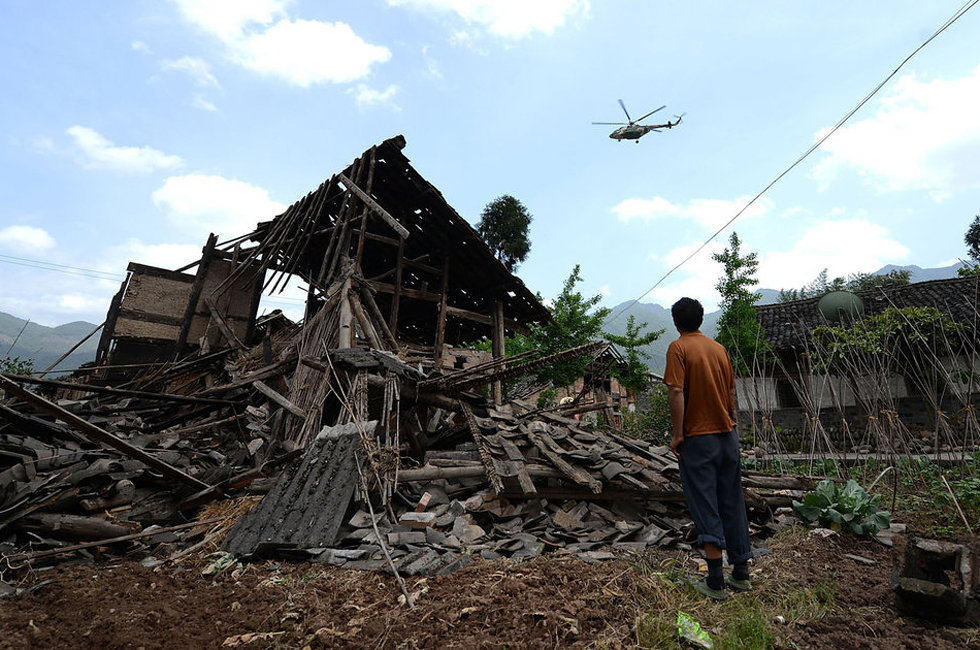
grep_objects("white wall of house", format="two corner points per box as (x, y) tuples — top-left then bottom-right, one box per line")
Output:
(736, 377), (778, 411)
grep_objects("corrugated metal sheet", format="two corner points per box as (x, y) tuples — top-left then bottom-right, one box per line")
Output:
(222, 421), (371, 555)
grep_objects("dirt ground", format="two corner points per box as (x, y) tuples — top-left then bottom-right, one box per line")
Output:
(1, 528), (978, 649)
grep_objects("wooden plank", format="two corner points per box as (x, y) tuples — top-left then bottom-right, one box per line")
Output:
(0, 375), (210, 492)
(459, 401), (504, 494)
(253, 380), (307, 419)
(351, 228), (400, 248)
(527, 428), (602, 494)
(204, 294), (245, 350)
(499, 438), (536, 496)
(368, 279), (440, 303)
(337, 172), (410, 239)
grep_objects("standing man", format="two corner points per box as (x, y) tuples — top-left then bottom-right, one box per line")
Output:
(664, 297), (752, 601)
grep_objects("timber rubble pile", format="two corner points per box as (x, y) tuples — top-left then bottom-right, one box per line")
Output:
(1, 136), (810, 586)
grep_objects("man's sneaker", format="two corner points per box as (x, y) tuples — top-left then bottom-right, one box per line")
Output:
(692, 577), (728, 601)
(726, 574), (752, 592)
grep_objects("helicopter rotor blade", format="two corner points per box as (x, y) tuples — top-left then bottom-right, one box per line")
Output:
(635, 105), (667, 123)
(618, 99), (632, 124)
(592, 122), (627, 125)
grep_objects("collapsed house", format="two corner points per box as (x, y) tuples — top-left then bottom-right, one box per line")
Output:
(0, 136), (802, 578)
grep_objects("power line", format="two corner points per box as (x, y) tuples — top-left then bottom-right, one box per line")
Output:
(606, 0), (979, 325)
(0, 253), (125, 281)
(0, 252), (308, 303)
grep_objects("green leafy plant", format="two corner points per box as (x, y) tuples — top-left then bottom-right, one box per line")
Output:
(0, 356), (34, 375)
(712, 232), (772, 375)
(792, 479), (891, 536)
(603, 314), (663, 393)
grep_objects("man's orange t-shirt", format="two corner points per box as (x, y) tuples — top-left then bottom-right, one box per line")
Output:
(663, 330), (736, 437)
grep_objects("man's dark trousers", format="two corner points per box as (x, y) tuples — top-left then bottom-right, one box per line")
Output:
(677, 428), (753, 564)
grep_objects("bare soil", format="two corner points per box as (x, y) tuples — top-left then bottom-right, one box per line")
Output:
(2, 529), (978, 649)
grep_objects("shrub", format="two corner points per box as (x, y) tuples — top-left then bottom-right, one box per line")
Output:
(1, 356), (34, 375)
(792, 479), (891, 536)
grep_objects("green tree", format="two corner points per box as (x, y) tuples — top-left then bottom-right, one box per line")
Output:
(779, 268), (910, 302)
(966, 215), (980, 263)
(712, 232), (770, 375)
(959, 215), (980, 277)
(476, 195), (532, 272)
(530, 264), (611, 388)
(604, 315), (663, 393)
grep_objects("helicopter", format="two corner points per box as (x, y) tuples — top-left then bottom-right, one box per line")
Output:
(593, 100), (683, 142)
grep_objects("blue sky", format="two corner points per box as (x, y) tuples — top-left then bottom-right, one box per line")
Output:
(1, 1), (979, 326)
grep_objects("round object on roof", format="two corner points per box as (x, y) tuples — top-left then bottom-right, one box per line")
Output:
(818, 291), (864, 323)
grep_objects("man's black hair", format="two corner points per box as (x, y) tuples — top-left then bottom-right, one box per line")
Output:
(672, 297), (704, 332)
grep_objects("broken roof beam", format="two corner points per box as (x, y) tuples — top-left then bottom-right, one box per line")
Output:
(337, 172), (410, 240)
(1, 373), (236, 407)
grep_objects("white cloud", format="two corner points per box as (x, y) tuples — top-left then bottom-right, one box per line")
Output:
(170, 0), (288, 42)
(67, 126), (183, 174)
(152, 174), (285, 240)
(102, 239), (202, 272)
(421, 45), (442, 79)
(162, 56), (221, 88)
(350, 84), (400, 110)
(643, 240), (727, 312)
(758, 219), (909, 290)
(812, 66), (980, 201)
(171, 0), (391, 87)
(131, 40), (151, 54)
(388, 0), (588, 38)
(613, 195), (773, 231)
(0, 225), (56, 251)
(647, 218), (910, 311)
(232, 20), (390, 87)
(598, 284), (611, 298)
(192, 95), (219, 112)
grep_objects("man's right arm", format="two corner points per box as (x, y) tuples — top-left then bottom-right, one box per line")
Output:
(668, 385), (685, 458)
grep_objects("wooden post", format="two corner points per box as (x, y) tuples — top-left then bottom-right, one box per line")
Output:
(359, 285), (399, 351)
(338, 277), (353, 348)
(492, 300), (505, 405)
(175, 233), (218, 355)
(388, 237), (405, 334)
(350, 294), (381, 349)
(433, 257), (450, 371)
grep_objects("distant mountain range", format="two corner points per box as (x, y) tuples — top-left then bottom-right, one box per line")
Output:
(603, 262), (967, 373)
(1, 263), (967, 376)
(0, 312), (101, 374)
